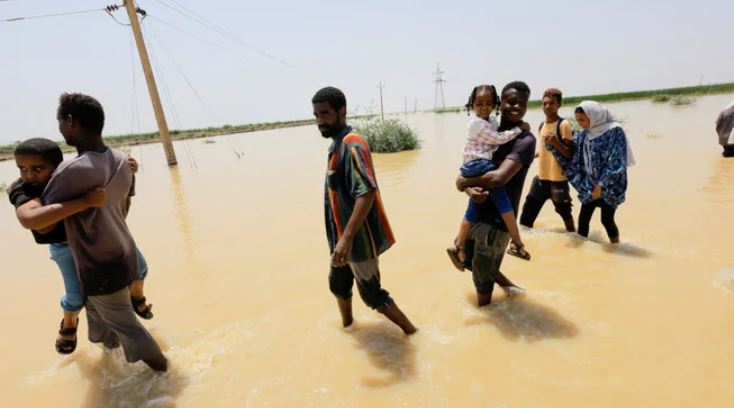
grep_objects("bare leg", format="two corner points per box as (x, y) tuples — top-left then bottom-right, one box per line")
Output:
(454, 219), (471, 262)
(336, 297), (353, 327)
(380, 303), (417, 335)
(129, 280), (152, 317)
(58, 310), (80, 343)
(502, 211), (531, 260)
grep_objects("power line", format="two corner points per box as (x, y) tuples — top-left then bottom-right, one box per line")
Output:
(1, 7), (105, 23)
(150, 0), (290, 67)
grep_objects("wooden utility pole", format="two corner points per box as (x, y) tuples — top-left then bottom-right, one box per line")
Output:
(377, 82), (385, 121)
(404, 96), (408, 115)
(124, 0), (177, 165)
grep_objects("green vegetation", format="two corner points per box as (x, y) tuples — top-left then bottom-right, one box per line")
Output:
(0, 182), (6, 194)
(354, 117), (420, 153)
(435, 82), (734, 112)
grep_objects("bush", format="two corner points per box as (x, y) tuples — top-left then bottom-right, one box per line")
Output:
(354, 118), (420, 153)
(651, 94), (671, 103)
(670, 96), (695, 106)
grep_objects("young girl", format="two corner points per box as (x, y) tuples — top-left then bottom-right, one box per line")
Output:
(547, 101), (635, 242)
(447, 85), (531, 271)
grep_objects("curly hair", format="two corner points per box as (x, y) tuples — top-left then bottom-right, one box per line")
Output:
(14, 138), (64, 166)
(57, 93), (105, 134)
(311, 87), (346, 111)
(543, 88), (563, 104)
(464, 85), (499, 115)
(501, 81), (531, 98)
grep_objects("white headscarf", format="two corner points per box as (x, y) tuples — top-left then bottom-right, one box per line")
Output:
(726, 99), (734, 110)
(578, 101), (636, 167)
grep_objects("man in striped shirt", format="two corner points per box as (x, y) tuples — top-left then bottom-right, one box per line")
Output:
(313, 86), (416, 335)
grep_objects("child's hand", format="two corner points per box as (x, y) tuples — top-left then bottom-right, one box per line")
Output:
(543, 134), (556, 145)
(520, 122), (531, 132)
(465, 187), (489, 204)
(84, 187), (107, 208)
(127, 156), (139, 174)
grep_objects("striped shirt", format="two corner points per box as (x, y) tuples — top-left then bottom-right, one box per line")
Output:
(324, 127), (395, 262)
(463, 114), (522, 163)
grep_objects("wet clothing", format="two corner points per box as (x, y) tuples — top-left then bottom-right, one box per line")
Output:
(43, 147), (139, 296)
(716, 102), (734, 151)
(324, 126), (394, 262)
(468, 222), (511, 296)
(7, 179), (67, 244)
(536, 119), (574, 181)
(461, 159), (514, 221)
(550, 126), (630, 208)
(85, 287), (165, 363)
(519, 176), (573, 228)
(577, 199), (619, 239)
(49, 243), (149, 312)
(475, 131), (537, 231)
(329, 259), (394, 311)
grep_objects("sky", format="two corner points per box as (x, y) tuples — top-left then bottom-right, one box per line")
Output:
(1, 0), (733, 144)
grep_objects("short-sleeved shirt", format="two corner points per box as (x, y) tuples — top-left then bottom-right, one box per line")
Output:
(43, 147), (138, 296)
(537, 119), (573, 181)
(324, 126), (395, 262)
(477, 130), (537, 231)
(7, 179), (67, 244)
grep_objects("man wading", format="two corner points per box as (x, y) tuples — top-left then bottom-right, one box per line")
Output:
(313, 86), (417, 334)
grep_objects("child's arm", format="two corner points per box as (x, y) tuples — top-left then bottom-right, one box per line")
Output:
(472, 120), (528, 146)
(16, 188), (106, 231)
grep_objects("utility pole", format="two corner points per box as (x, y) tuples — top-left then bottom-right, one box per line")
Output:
(377, 82), (385, 121)
(414, 98), (418, 113)
(433, 62), (446, 111)
(124, 0), (177, 165)
(404, 96), (408, 115)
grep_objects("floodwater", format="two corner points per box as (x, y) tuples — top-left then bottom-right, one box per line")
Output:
(1, 94), (733, 407)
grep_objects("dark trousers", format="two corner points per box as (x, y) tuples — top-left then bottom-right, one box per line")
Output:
(329, 259), (393, 311)
(723, 145), (734, 157)
(577, 199), (619, 239)
(520, 177), (574, 228)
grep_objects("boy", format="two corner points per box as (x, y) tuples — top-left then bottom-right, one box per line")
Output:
(519, 88), (575, 232)
(313, 86), (417, 334)
(9, 138), (152, 354)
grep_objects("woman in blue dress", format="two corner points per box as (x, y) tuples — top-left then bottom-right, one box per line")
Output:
(547, 101), (635, 243)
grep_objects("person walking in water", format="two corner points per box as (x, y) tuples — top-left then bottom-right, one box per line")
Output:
(548, 101), (635, 243)
(312, 86), (417, 334)
(716, 99), (734, 157)
(43, 93), (168, 371)
(519, 88), (576, 232)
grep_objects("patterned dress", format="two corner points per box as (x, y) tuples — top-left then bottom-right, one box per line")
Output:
(549, 126), (629, 208)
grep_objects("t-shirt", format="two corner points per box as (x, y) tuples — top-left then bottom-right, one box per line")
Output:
(476, 131), (537, 231)
(43, 147), (138, 296)
(7, 179), (67, 244)
(537, 119), (573, 181)
(324, 126), (395, 262)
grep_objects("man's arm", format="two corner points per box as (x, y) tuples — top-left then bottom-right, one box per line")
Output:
(331, 191), (375, 266)
(16, 188), (106, 231)
(456, 158), (524, 191)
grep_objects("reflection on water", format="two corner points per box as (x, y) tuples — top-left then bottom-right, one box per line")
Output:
(2, 93), (734, 406)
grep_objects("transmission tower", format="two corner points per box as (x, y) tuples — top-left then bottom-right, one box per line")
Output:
(433, 62), (446, 110)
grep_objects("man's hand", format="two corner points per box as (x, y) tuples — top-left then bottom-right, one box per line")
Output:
(592, 185), (602, 200)
(466, 187), (489, 204)
(520, 122), (531, 132)
(128, 156), (139, 174)
(83, 187), (107, 208)
(331, 236), (353, 267)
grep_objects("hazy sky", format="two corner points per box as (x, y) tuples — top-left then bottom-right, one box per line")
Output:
(1, 0), (732, 144)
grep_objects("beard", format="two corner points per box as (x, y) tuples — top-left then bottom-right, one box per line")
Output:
(319, 123), (345, 139)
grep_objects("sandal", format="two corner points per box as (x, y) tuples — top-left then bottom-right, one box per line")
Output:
(55, 318), (78, 354)
(506, 241), (531, 261)
(446, 247), (465, 271)
(131, 296), (154, 320)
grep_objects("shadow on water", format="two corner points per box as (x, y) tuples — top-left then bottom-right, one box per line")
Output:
(465, 296), (579, 342)
(72, 345), (189, 408)
(565, 232), (652, 258)
(350, 322), (417, 388)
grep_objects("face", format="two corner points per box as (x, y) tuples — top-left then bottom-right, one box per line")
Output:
(575, 112), (591, 129)
(15, 155), (56, 187)
(542, 96), (561, 117)
(312, 102), (346, 138)
(472, 89), (495, 119)
(57, 114), (81, 146)
(500, 89), (529, 124)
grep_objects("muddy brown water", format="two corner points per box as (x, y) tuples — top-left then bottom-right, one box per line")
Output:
(1, 94), (733, 407)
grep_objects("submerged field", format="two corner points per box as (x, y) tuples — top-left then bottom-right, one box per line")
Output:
(1, 94), (733, 407)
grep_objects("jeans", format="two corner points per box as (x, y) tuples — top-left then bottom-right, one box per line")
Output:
(461, 159), (513, 221)
(49, 243), (149, 312)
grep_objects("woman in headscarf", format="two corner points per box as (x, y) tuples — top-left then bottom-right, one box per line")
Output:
(716, 99), (734, 157)
(547, 101), (634, 243)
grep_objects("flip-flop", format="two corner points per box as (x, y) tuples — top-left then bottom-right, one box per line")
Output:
(506, 241), (531, 261)
(446, 247), (465, 271)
